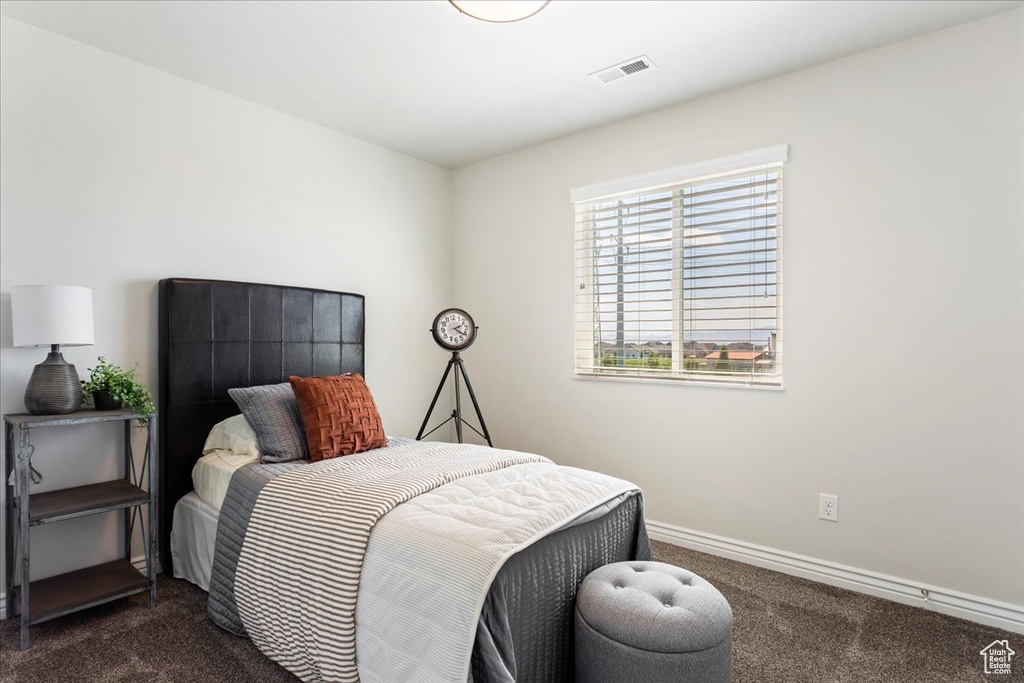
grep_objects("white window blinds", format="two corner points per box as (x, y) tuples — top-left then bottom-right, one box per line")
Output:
(573, 146), (786, 387)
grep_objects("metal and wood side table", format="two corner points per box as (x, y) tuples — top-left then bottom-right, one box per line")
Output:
(3, 409), (157, 650)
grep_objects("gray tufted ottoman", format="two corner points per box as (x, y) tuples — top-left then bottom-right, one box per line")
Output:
(574, 561), (733, 683)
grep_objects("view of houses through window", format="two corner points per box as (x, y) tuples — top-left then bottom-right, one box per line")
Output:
(597, 335), (778, 374)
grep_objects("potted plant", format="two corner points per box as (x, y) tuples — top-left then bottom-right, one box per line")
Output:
(80, 357), (155, 422)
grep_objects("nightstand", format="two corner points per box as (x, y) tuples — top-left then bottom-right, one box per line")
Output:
(3, 409), (157, 650)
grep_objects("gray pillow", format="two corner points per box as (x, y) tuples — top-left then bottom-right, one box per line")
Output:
(228, 383), (309, 463)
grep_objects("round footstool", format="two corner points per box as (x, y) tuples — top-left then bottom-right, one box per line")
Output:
(574, 561), (733, 683)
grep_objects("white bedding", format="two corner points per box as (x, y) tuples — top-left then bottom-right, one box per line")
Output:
(356, 462), (638, 682)
(192, 449), (260, 511)
(170, 491), (219, 590)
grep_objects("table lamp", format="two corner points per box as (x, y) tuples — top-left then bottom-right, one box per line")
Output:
(11, 285), (95, 414)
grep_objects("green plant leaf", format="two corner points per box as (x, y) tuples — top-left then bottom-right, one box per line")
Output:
(80, 356), (155, 424)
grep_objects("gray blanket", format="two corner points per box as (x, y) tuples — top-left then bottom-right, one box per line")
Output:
(208, 448), (649, 682)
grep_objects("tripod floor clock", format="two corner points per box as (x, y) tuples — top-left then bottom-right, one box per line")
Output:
(416, 308), (493, 446)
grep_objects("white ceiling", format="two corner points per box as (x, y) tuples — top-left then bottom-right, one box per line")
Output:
(2, 0), (1020, 168)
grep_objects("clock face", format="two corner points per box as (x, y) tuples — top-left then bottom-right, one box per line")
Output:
(432, 308), (476, 351)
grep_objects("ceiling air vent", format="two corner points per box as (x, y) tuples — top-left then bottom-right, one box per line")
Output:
(590, 55), (657, 85)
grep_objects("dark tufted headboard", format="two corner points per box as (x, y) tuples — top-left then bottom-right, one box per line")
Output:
(157, 278), (365, 574)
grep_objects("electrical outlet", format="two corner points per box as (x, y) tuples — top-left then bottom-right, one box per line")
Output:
(819, 494), (838, 522)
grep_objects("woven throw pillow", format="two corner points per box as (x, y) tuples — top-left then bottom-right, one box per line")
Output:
(288, 373), (386, 461)
(228, 383), (309, 463)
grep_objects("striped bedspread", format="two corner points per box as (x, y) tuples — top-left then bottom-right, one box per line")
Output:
(231, 440), (638, 683)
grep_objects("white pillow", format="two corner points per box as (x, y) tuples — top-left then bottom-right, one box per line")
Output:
(203, 414), (262, 458)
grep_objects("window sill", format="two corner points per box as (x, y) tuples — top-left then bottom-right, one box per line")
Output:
(572, 372), (785, 391)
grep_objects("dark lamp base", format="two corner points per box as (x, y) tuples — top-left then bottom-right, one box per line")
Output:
(24, 350), (83, 415)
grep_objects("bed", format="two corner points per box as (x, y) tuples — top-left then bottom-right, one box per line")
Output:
(158, 277), (649, 683)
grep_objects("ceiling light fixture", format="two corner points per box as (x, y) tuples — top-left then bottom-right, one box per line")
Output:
(448, 0), (550, 24)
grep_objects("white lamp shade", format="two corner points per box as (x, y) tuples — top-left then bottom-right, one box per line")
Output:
(11, 285), (95, 347)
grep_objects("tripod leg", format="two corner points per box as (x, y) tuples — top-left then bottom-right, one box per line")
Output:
(416, 358), (455, 440)
(453, 360), (464, 443)
(456, 358), (493, 447)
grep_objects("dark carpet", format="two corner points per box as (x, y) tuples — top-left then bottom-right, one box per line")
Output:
(1, 541), (1017, 682)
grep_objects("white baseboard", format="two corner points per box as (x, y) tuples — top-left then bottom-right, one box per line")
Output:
(1, 554), (162, 620)
(132, 554), (163, 576)
(647, 519), (1024, 634)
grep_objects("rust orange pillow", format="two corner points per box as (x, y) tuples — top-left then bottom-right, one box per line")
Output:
(288, 373), (386, 461)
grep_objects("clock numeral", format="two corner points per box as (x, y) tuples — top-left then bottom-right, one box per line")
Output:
(433, 309), (474, 350)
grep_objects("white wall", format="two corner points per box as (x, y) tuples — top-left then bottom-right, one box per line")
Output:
(452, 11), (1024, 606)
(0, 18), (451, 586)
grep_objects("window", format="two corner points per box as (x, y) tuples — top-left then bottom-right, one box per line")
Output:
(573, 145), (786, 387)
